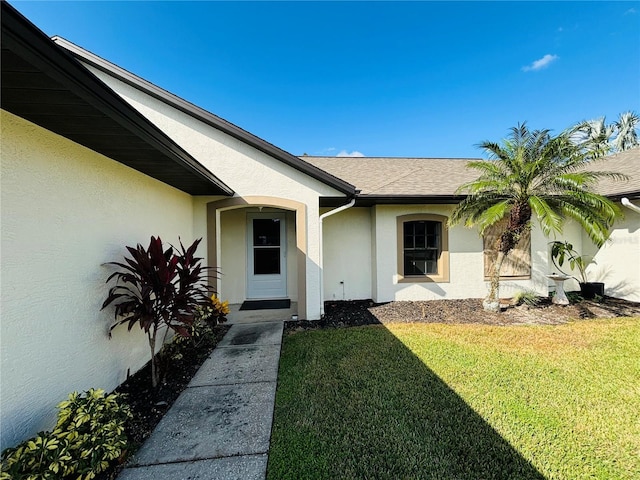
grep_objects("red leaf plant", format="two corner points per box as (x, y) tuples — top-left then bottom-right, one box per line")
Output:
(102, 236), (213, 388)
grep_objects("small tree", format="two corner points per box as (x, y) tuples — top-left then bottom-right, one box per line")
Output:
(450, 123), (624, 312)
(102, 236), (213, 387)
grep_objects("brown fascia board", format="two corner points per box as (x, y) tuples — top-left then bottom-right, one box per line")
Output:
(53, 37), (357, 197)
(321, 192), (640, 208)
(355, 192), (640, 205)
(1, 1), (234, 196)
(608, 191), (640, 201)
(363, 194), (467, 204)
(320, 194), (467, 207)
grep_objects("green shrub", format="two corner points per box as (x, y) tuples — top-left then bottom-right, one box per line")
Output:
(191, 295), (230, 329)
(512, 290), (541, 307)
(1, 389), (131, 480)
(565, 291), (605, 304)
(171, 317), (211, 350)
(168, 295), (229, 357)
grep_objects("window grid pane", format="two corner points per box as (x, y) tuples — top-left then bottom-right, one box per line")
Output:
(254, 248), (280, 274)
(403, 221), (441, 275)
(253, 219), (280, 246)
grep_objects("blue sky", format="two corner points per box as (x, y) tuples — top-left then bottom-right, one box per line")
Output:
(12, 1), (640, 158)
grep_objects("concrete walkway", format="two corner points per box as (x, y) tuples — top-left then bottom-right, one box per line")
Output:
(118, 321), (284, 480)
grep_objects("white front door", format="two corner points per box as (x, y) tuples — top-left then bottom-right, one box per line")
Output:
(247, 213), (287, 299)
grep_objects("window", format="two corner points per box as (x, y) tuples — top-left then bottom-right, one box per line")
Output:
(403, 221), (440, 275)
(397, 214), (449, 283)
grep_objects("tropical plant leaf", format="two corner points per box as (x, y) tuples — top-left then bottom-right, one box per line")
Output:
(103, 236), (215, 388)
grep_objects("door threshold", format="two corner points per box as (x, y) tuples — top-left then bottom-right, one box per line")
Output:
(239, 299), (291, 311)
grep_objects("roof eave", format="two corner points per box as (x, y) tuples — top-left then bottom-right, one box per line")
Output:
(607, 191), (640, 201)
(53, 37), (356, 197)
(320, 194), (467, 207)
(1, 2), (234, 196)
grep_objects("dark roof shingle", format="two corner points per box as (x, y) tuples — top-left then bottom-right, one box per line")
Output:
(587, 147), (640, 198)
(304, 148), (640, 201)
(302, 157), (480, 197)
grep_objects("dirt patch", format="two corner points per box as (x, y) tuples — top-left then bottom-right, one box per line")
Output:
(286, 297), (640, 333)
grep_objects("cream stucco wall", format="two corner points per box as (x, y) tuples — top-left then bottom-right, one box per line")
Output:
(0, 111), (196, 449)
(85, 66), (347, 319)
(321, 207), (372, 300)
(545, 211), (640, 302)
(586, 203), (640, 302)
(547, 221), (585, 293)
(192, 196), (227, 267)
(370, 205), (550, 302)
(219, 209), (247, 303)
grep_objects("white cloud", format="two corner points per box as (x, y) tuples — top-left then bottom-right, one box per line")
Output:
(336, 150), (365, 157)
(625, 8), (636, 15)
(522, 54), (559, 72)
(312, 147), (337, 155)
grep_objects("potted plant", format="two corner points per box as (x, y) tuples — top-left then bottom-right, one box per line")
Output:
(549, 241), (604, 299)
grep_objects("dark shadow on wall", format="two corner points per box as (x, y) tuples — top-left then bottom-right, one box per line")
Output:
(268, 315), (546, 480)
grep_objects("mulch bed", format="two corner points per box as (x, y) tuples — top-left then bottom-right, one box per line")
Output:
(286, 296), (640, 333)
(100, 323), (230, 479)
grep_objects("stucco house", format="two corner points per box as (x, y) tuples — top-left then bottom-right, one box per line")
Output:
(2, 2), (639, 449)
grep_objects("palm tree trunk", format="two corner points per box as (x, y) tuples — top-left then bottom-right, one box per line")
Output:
(484, 252), (506, 312)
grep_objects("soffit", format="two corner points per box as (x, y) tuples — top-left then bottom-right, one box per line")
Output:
(1, 2), (233, 196)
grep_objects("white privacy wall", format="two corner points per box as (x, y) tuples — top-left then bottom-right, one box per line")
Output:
(548, 221), (587, 293)
(0, 111), (195, 449)
(85, 66), (347, 319)
(546, 212), (640, 302)
(587, 203), (640, 302)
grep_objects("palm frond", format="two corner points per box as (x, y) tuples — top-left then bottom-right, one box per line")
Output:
(528, 196), (564, 237)
(613, 111), (640, 151)
(449, 194), (507, 226)
(471, 200), (512, 234)
(451, 121), (625, 250)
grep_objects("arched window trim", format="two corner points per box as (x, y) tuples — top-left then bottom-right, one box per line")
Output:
(396, 214), (450, 283)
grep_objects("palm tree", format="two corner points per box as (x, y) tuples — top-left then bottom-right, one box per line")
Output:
(574, 117), (615, 157)
(449, 123), (624, 312)
(612, 111), (639, 151)
(574, 111), (639, 154)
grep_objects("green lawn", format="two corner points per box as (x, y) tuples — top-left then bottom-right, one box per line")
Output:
(267, 318), (640, 480)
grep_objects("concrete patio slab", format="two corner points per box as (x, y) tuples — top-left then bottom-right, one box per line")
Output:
(218, 322), (283, 347)
(117, 320), (283, 480)
(118, 454), (267, 480)
(129, 382), (276, 466)
(189, 344), (281, 387)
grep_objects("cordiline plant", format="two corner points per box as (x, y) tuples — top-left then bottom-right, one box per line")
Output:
(102, 236), (213, 388)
